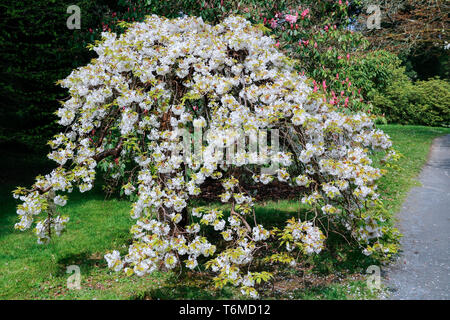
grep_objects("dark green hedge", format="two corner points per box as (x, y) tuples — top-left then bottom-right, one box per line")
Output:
(0, 0), (109, 152)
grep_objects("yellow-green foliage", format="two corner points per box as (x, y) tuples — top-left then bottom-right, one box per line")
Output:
(373, 77), (450, 127)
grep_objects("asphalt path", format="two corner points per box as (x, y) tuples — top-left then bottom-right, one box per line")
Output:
(383, 134), (450, 299)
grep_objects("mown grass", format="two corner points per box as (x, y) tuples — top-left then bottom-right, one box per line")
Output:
(1, 124), (449, 300)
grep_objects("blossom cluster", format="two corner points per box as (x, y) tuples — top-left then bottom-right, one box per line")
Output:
(13, 15), (398, 298)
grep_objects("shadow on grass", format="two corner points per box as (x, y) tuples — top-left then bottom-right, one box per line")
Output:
(136, 273), (236, 300)
(55, 251), (107, 277)
(310, 241), (377, 275)
(140, 286), (220, 300)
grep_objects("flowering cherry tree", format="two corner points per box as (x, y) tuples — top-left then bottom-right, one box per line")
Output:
(13, 15), (399, 298)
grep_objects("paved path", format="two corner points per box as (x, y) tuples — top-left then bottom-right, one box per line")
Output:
(383, 134), (450, 299)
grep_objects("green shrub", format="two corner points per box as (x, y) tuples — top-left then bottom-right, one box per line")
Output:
(373, 77), (450, 127)
(414, 78), (450, 127)
(346, 50), (409, 102)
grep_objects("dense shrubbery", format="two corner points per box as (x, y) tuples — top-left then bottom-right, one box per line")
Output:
(345, 50), (406, 103)
(3, 0), (447, 156)
(69, 0), (449, 124)
(373, 77), (450, 127)
(91, 0), (401, 115)
(13, 16), (401, 298)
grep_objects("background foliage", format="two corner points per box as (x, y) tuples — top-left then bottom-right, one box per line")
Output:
(373, 77), (450, 127)
(0, 0), (108, 152)
(1, 0), (448, 154)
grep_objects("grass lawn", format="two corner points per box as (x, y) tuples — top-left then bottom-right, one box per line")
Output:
(1, 124), (449, 300)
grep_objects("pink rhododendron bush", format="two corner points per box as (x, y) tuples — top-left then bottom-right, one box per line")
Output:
(13, 15), (400, 298)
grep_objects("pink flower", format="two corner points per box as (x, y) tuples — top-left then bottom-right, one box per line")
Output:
(322, 80), (327, 91)
(337, 56), (342, 60)
(275, 41), (280, 48)
(301, 9), (309, 19)
(344, 97), (349, 107)
(324, 25), (329, 32)
(346, 54), (350, 60)
(285, 13), (298, 24)
(339, 0), (342, 5)
(270, 18), (277, 28)
(336, 73), (339, 79)
(314, 42), (318, 48)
